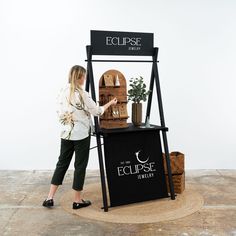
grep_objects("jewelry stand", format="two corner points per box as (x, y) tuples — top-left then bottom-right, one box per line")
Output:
(85, 31), (175, 212)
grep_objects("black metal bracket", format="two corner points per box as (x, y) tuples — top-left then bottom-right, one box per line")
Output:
(85, 59), (159, 63)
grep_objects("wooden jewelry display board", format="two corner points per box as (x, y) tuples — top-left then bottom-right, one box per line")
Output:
(99, 69), (128, 129)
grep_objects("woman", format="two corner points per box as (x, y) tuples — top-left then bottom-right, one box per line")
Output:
(42, 65), (117, 209)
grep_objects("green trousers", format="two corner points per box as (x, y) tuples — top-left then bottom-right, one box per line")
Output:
(51, 135), (91, 191)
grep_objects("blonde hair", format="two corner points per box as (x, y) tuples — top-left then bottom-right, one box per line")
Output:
(68, 65), (86, 105)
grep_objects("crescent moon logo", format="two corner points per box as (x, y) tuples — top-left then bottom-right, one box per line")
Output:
(135, 150), (149, 163)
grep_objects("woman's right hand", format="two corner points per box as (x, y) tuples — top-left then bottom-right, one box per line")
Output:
(110, 97), (118, 106)
(103, 97), (118, 112)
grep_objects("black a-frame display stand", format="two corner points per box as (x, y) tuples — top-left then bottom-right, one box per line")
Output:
(85, 30), (175, 212)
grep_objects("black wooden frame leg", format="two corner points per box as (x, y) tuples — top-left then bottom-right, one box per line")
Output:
(146, 48), (175, 200)
(152, 48), (175, 200)
(86, 45), (109, 211)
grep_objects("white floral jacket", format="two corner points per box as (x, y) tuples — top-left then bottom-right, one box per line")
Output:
(57, 84), (104, 140)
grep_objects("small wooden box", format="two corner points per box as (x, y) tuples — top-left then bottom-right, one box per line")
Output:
(163, 151), (184, 174)
(165, 171), (185, 194)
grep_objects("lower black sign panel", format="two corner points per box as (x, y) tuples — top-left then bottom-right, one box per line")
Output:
(103, 130), (168, 207)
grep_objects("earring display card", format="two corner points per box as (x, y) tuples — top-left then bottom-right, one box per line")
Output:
(104, 74), (114, 87)
(112, 106), (120, 118)
(119, 104), (128, 118)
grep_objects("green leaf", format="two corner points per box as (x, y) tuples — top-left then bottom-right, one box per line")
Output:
(127, 76), (150, 103)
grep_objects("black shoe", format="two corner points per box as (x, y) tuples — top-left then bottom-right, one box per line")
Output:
(42, 198), (54, 208)
(73, 199), (91, 209)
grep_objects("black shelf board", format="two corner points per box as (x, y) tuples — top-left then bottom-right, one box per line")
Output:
(95, 123), (168, 136)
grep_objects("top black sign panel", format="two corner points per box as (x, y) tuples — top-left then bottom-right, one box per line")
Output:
(91, 30), (154, 56)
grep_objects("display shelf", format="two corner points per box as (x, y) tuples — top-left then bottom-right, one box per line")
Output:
(98, 123), (168, 135)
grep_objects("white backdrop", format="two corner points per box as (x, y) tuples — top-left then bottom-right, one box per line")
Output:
(0, 0), (235, 170)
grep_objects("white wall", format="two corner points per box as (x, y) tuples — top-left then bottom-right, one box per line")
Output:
(0, 0), (235, 170)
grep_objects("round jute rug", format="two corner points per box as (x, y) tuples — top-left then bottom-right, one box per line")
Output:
(60, 183), (204, 224)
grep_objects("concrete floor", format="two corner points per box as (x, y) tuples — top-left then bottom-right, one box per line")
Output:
(0, 170), (236, 236)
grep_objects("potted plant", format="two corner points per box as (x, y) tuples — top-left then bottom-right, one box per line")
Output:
(128, 76), (151, 126)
